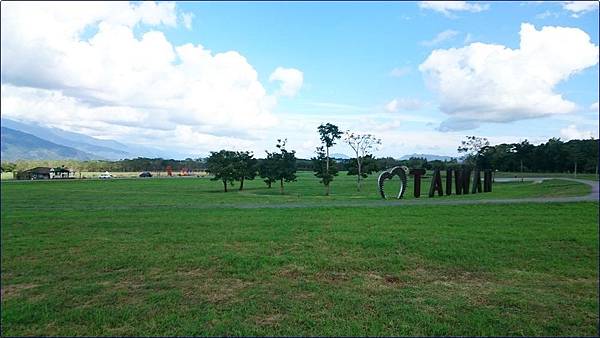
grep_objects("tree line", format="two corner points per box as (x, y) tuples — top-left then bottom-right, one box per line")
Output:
(0, 158), (207, 173)
(3, 127), (597, 189)
(457, 136), (599, 176)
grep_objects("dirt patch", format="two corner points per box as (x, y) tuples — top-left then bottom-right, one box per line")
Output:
(384, 275), (402, 284)
(1, 283), (38, 300)
(254, 313), (284, 326)
(362, 272), (405, 290)
(400, 265), (497, 308)
(278, 265), (306, 279)
(176, 267), (215, 278)
(316, 271), (350, 284)
(179, 276), (251, 305)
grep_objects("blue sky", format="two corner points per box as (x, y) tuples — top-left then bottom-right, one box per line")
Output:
(1, 1), (598, 158)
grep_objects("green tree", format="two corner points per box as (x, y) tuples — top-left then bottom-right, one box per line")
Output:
(233, 151), (257, 191)
(258, 154), (278, 188)
(1, 162), (17, 172)
(274, 139), (297, 194)
(512, 140), (534, 174)
(344, 131), (381, 191)
(316, 123), (342, 195)
(312, 146), (339, 195)
(346, 154), (379, 178)
(206, 150), (238, 192)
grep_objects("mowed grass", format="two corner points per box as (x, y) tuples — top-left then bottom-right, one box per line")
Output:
(0, 171), (592, 210)
(1, 173), (598, 336)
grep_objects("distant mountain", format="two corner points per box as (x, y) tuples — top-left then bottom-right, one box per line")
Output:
(330, 153), (350, 160)
(1, 118), (130, 160)
(0, 118), (188, 160)
(1, 127), (96, 161)
(399, 153), (455, 161)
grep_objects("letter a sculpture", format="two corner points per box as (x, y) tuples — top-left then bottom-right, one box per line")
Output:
(378, 166), (409, 199)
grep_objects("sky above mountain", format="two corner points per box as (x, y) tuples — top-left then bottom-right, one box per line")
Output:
(1, 1), (598, 159)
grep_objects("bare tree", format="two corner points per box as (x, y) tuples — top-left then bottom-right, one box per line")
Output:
(457, 136), (489, 167)
(344, 131), (381, 191)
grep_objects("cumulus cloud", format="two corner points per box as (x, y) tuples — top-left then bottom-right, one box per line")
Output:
(0, 2), (302, 152)
(560, 124), (596, 140)
(385, 98), (425, 113)
(421, 30), (460, 46)
(419, 23), (599, 131)
(269, 67), (304, 97)
(562, 1), (599, 18)
(418, 1), (489, 17)
(591, 102), (599, 112)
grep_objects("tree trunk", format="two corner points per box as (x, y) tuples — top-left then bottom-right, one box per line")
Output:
(574, 161), (577, 178)
(239, 177), (244, 191)
(357, 157), (362, 192)
(267, 181), (272, 188)
(223, 180), (228, 192)
(326, 146), (330, 174)
(325, 146), (330, 196)
(280, 178), (284, 194)
(520, 159), (524, 183)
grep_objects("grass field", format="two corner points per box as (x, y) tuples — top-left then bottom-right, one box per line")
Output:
(1, 172), (598, 335)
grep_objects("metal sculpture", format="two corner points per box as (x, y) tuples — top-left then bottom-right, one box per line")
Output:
(428, 169), (444, 197)
(471, 169), (482, 193)
(378, 166), (409, 199)
(410, 168), (425, 198)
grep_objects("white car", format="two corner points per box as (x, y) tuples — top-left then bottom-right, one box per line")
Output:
(98, 172), (112, 179)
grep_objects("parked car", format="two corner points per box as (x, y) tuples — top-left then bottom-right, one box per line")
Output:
(139, 171), (153, 178)
(98, 171), (112, 179)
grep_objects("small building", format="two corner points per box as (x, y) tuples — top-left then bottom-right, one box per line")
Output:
(15, 167), (51, 180)
(50, 167), (74, 179)
(15, 166), (75, 180)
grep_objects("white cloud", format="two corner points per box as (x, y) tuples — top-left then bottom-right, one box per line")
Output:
(269, 67), (304, 97)
(0, 2), (304, 153)
(419, 23), (599, 131)
(390, 66), (411, 77)
(421, 29), (460, 46)
(560, 124), (596, 140)
(181, 12), (194, 30)
(418, 1), (489, 17)
(591, 102), (599, 112)
(562, 1), (599, 18)
(385, 98), (425, 113)
(535, 10), (560, 19)
(136, 1), (177, 26)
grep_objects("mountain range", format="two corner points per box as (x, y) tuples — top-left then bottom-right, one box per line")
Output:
(0, 118), (184, 161)
(1, 127), (96, 161)
(399, 153), (456, 161)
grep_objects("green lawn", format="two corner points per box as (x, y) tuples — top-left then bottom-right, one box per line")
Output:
(0, 171), (592, 209)
(1, 173), (598, 336)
